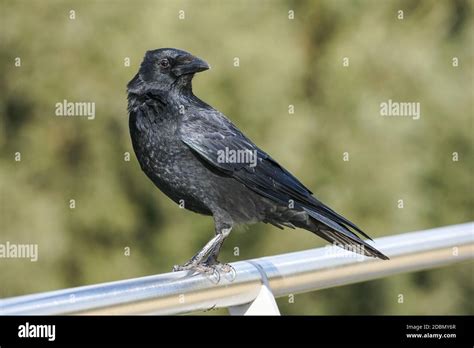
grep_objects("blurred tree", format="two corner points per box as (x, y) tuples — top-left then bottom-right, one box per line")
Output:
(0, 0), (472, 314)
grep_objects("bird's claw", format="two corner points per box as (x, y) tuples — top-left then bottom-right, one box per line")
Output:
(172, 261), (236, 283)
(173, 263), (221, 283)
(215, 263), (236, 282)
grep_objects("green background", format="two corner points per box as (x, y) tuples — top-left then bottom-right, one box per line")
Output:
(1, 0), (473, 314)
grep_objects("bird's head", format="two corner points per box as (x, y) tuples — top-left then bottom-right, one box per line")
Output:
(131, 48), (210, 93)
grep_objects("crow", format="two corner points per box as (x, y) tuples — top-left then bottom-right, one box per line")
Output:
(127, 48), (389, 274)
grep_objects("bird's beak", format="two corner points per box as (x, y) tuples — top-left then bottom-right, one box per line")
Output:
(172, 55), (210, 76)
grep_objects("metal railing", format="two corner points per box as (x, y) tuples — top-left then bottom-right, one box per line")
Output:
(1, 222), (473, 315)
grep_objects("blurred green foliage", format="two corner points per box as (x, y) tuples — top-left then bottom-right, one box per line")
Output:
(0, 0), (472, 315)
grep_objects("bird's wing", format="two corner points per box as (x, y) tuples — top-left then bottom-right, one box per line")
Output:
(180, 110), (373, 242)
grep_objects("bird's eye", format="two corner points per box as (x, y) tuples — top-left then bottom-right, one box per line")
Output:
(159, 59), (170, 68)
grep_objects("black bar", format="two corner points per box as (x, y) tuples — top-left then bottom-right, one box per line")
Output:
(0, 315), (472, 346)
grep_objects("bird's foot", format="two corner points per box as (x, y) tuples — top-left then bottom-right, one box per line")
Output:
(172, 261), (236, 283)
(173, 262), (221, 283)
(214, 262), (236, 282)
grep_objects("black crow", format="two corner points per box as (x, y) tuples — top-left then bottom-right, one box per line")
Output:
(127, 48), (388, 273)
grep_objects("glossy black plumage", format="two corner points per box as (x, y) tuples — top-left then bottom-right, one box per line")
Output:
(127, 48), (388, 268)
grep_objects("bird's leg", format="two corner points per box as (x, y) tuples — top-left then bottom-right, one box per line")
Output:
(204, 225), (231, 264)
(204, 227), (236, 280)
(173, 216), (235, 282)
(173, 233), (224, 273)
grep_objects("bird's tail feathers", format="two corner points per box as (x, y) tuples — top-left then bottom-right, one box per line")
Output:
(302, 207), (389, 260)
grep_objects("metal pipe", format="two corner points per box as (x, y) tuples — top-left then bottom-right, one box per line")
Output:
(1, 222), (472, 315)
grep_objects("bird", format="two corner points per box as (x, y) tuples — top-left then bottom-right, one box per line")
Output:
(127, 48), (389, 275)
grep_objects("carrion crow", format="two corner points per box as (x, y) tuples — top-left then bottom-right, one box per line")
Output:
(127, 48), (388, 275)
